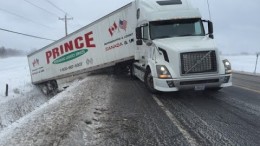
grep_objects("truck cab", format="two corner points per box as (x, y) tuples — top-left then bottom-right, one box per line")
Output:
(132, 0), (232, 92)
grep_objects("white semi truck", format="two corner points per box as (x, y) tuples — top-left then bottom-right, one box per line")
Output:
(28, 0), (232, 94)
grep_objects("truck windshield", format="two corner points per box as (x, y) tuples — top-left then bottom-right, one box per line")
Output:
(150, 19), (205, 40)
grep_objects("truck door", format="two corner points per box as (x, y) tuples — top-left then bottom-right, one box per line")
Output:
(136, 23), (150, 66)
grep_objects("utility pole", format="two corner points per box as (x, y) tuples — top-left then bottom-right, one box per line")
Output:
(254, 53), (259, 74)
(5, 84), (8, 97)
(59, 14), (73, 36)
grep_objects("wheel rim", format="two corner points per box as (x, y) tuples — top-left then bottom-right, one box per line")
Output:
(41, 85), (48, 95)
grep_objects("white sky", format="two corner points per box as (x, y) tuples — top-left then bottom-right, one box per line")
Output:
(0, 0), (259, 54)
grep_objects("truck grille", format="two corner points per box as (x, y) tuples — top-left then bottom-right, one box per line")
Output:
(180, 51), (217, 75)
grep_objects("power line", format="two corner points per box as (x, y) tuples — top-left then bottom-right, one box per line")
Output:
(68, 21), (83, 29)
(67, 14), (83, 28)
(206, 0), (212, 20)
(0, 8), (52, 29)
(45, 0), (66, 14)
(44, 0), (82, 27)
(23, 0), (60, 17)
(0, 28), (56, 41)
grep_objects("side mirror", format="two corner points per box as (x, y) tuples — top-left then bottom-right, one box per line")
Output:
(136, 27), (142, 39)
(208, 21), (214, 39)
(208, 21), (213, 34)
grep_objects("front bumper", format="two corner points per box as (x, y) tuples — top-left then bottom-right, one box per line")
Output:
(153, 74), (232, 92)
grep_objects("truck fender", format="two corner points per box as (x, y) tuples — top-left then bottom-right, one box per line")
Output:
(146, 59), (157, 78)
(144, 61), (158, 93)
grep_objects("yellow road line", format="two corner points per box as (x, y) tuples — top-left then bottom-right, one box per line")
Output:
(233, 85), (260, 94)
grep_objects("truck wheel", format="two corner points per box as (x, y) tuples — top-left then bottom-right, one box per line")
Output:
(130, 65), (137, 79)
(144, 69), (158, 93)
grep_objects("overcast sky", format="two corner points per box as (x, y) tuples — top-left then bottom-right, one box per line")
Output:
(0, 0), (259, 54)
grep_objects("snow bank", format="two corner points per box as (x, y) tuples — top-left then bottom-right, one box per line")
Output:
(0, 88), (48, 131)
(0, 75), (112, 146)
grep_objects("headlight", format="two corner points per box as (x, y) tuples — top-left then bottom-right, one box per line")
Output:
(223, 59), (232, 74)
(156, 65), (172, 79)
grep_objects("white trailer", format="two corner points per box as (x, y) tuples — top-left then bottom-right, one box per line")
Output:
(28, 3), (137, 93)
(28, 0), (232, 94)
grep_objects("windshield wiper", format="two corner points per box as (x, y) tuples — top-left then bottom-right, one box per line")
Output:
(154, 35), (171, 39)
(154, 34), (198, 39)
(177, 34), (195, 37)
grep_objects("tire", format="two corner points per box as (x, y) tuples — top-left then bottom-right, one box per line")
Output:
(130, 65), (137, 79)
(40, 84), (48, 95)
(144, 69), (158, 93)
(40, 80), (58, 95)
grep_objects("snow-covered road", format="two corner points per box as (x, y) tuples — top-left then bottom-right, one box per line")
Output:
(0, 75), (112, 146)
(0, 55), (259, 145)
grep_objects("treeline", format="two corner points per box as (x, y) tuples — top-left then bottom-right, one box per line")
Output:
(0, 46), (26, 58)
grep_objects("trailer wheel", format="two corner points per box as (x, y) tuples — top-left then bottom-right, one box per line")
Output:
(144, 69), (158, 93)
(39, 80), (58, 95)
(40, 84), (48, 95)
(49, 80), (58, 95)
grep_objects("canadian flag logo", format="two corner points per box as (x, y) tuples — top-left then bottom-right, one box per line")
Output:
(108, 22), (118, 36)
(32, 59), (39, 67)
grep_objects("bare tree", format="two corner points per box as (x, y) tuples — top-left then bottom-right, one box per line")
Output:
(0, 46), (26, 57)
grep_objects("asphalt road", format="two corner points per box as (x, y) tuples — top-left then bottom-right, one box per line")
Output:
(97, 72), (260, 146)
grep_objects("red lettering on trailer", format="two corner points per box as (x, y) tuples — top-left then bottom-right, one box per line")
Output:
(105, 42), (123, 51)
(85, 32), (96, 48)
(45, 31), (96, 64)
(46, 51), (52, 64)
(75, 36), (84, 49)
(64, 41), (73, 52)
(52, 47), (60, 59)
(60, 45), (64, 55)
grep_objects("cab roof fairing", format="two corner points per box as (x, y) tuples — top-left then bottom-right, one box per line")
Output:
(135, 0), (202, 22)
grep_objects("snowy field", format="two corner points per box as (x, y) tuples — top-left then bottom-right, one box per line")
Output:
(0, 57), (48, 132)
(0, 57), (32, 98)
(223, 55), (260, 74)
